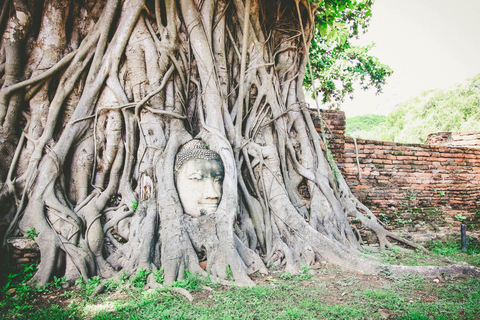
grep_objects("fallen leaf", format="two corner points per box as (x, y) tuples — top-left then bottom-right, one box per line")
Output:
(378, 308), (391, 319)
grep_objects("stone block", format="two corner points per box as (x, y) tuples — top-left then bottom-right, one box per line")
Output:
(7, 238), (39, 250)
(17, 258), (30, 264)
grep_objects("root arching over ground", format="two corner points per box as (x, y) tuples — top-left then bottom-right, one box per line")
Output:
(0, 0), (478, 287)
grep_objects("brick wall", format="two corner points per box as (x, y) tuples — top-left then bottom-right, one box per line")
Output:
(427, 131), (480, 148)
(316, 110), (480, 240)
(310, 109), (346, 157)
(7, 238), (40, 268)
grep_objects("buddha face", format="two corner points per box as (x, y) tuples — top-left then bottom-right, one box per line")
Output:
(176, 158), (224, 218)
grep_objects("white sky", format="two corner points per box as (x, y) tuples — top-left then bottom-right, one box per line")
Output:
(338, 0), (480, 117)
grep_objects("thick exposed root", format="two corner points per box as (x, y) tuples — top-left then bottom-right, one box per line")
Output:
(391, 265), (480, 278)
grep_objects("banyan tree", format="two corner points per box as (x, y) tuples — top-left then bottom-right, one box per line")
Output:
(0, 0), (478, 287)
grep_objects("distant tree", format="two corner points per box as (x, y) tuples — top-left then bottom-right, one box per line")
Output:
(348, 74), (480, 143)
(346, 114), (385, 137)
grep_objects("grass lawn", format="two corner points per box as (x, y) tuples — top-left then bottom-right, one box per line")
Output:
(1, 240), (479, 319)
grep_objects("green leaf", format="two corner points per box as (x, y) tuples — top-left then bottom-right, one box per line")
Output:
(319, 23), (328, 37)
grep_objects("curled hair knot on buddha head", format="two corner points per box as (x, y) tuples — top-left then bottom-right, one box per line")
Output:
(174, 139), (222, 178)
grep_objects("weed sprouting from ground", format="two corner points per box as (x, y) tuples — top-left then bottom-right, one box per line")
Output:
(131, 269), (150, 288)
(153, 267), (165, 284)
(296, 265), (312, 281)
(278, 265), (312, 281)
(173, 271), (213, 291)
(75, 275), (102, 297)
(278, 271), (293, 280)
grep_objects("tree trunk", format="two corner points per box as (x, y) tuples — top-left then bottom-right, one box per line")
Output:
(0, 0), (478, 287)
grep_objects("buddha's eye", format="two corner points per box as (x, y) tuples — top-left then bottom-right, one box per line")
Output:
(189, 174), (202, 181)
(212, 174), (223, 182)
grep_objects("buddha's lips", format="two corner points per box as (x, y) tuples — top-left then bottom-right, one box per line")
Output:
(198, 202), (219, 206)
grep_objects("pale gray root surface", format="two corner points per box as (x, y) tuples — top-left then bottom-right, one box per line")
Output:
(0, 0), (477, 287)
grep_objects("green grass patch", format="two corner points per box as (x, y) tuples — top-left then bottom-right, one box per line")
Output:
(377, 238), (480, 267)
(2, 241), (480, 319)
(3, 271), (479, 319)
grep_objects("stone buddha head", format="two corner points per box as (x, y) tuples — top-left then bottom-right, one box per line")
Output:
(174, 140), (224, 218)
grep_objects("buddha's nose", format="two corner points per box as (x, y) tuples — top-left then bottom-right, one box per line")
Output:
(204, 178), (220, 199)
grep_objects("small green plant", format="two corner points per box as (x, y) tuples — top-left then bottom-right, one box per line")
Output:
(394, 216), (412, 226)
(0, 263), (39, 314)
(225, 265), (234, 281)
(432, 187), (446, 197)
(454, 214), (467, 222)
(278, 272), (293, 280)
(23, 263), (36, 280)
(378, 265), (396, 280)
(131, 269), (149, 288)
(51, 276), (66, 289)
(1, 264), (36, 296)
(77, 275), (102, 297)
(38, 276), (66, 293)
(295, 265), (312, 281)
(131, 200), (138, 212)
(379, 247), (401, 264)
(103, 278), (120, 292)
(119, 272), (129, 284)
(154, 267), (165, 284)
(406, 189), (416, 201)
(173, 271), (211, 291)
(25, 228), (39, 240)
(378, 212), (390, 225)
